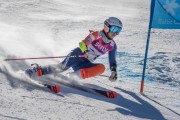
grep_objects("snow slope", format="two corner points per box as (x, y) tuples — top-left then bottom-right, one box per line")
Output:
(0, 0), (179, 120)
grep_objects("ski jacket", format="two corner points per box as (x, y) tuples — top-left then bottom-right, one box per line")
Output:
(81, 30), (117, 71)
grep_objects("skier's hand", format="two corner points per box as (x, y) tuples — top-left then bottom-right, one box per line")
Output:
(79, 41), (96, 60)
(109, 71), (117, 82)
(84, 51), (96, 60)
(79, 41), (87, 53)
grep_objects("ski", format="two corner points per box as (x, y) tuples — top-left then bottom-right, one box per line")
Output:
(40, 82), (61, 93)
(91, 88), (117, 98)
(25, 76), (61, 93)
(54, 78), (117, 98)
(23, 70), (116, 98)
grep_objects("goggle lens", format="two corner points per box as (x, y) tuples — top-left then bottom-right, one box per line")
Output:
(109, 26), (122, 35)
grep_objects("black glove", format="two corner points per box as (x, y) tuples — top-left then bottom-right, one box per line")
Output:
(109, 71), (117, 82)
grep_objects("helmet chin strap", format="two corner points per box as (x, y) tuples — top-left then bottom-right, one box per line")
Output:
(103, 30), (112, 40)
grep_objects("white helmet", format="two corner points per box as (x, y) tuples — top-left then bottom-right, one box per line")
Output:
(104, 17), (122, 34)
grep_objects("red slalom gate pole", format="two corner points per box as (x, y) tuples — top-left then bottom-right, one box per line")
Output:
(4, 55), (86, 61)
(140, 80), (144, 94)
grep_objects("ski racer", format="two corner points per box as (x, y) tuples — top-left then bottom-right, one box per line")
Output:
(25, 17), (123, 82)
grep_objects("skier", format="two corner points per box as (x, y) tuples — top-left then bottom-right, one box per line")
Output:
(26, 17), (122, 82)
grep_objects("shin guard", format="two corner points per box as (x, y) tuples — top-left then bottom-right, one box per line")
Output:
(80, 64), (105, 79)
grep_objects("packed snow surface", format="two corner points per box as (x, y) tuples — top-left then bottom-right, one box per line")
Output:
(0, 0), (179, 120)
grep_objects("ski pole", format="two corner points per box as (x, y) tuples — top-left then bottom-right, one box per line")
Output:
(99, 75), (109, 78)
(4, 55), (86, 61)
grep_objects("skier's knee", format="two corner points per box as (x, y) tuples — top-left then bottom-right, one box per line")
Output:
(80, 64), (105, 79)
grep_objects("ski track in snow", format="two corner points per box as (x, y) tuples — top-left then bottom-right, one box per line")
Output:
(0, 0), (180, 120)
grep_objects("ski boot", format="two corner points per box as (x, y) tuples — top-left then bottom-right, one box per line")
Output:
(25, 63), (52, 78)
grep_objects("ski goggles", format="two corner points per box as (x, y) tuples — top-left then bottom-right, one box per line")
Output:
(109, 26), (122, 35)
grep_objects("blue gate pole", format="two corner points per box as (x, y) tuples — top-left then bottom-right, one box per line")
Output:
(140, 28), (151, 93)
(140, 0), (155, 93)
